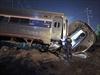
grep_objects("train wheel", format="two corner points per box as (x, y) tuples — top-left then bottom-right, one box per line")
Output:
(0, 46), (9, 52)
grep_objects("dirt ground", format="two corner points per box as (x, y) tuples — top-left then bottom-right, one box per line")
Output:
(0, 44), (100, 75)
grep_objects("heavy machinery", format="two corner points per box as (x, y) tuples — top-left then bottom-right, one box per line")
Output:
(0, 8), (96, 60)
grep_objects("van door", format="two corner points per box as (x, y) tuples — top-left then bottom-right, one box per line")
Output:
(51, 16), (63, 41)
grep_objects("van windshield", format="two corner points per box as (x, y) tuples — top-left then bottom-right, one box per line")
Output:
(70, 29), (86, 48)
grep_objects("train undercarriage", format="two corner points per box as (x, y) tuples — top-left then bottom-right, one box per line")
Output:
(0, 36), (72, 61)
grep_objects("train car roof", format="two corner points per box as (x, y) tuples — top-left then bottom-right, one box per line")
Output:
(0, 8), (64, 18)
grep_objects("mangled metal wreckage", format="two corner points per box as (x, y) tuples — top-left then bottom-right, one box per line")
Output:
(0, 8), (96, 60)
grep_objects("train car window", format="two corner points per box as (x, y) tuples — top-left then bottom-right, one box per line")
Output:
(30, 20), (44, 25)
(0, 16), (9, 22)
(9, 16), (51, 28)
(44, 21), (51, 28)
(54, 22), (57, 27)
(0, 16), (4, 21)
(63, 24), (65, 29)
(58, 22), (60, 28)
(29, 20), (51, 28)
(54, 22), (60, 28)
(10, 17), (30, 24)
(19, 18), (29, 24)
(10, 17), (19, 23)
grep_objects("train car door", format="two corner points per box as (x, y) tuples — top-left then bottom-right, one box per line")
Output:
(51, 16), (63, 41)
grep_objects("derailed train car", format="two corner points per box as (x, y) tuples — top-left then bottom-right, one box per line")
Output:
(0, 8), (96, 59)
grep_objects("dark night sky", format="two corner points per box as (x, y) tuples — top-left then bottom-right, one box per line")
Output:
(0, 0), (100, 30)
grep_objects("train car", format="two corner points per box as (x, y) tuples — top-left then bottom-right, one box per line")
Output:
(0, 8), (67, 45)
(0, 8), (96, 59)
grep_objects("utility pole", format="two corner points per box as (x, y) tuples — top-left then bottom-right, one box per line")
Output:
(86, 8), (92, 25)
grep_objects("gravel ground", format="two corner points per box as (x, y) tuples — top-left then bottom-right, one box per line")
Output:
(0, 44), (100, 75)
